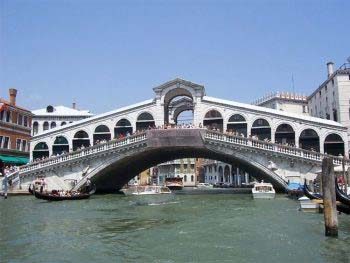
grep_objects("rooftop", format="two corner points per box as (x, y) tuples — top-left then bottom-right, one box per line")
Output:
(32, 105), (93, 117)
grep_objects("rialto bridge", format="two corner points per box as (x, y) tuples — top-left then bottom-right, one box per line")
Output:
(3, 78), (350, 192)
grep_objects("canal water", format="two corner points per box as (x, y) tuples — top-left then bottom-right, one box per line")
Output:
(1, 194), (350, 263)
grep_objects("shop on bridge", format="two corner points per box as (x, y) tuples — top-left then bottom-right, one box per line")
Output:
(226, 114), (247, 136)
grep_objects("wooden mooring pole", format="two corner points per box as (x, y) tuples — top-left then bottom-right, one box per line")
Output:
(322, 157), (338, 237)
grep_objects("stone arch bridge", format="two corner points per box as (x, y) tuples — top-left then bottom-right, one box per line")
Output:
(4, 78), (350, 192)
(7, 129), (350, 193)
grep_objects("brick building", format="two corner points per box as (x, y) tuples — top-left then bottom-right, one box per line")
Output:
(0, 89), (33, 166)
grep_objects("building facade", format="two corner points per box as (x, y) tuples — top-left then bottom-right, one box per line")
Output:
(252, 92), (308, 115)
(203, 160), (251, 186)
(308, 62), (350, 149)
(0, 89), (33, 166)
(31, 103), (93, 135)
(156, 158), (197, 187)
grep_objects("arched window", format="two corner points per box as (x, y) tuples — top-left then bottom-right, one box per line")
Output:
(33, 142), (49, 160)
(50, 122), (56, 129)
(52, 136), (69, 155)
(93, 125), (111, 144)
(251, 118), (271, 140)
(203, 110), (223, 131)
(227, 114), (247, 136)
(33, 122), (39, 135)
(184, 175), (187, 182)
(324, 133), (344, 156)
(115, 119), (133, 138)
(43, 121), (49, 131)
(61, 122), (67, 126)
(275, 124), (295, 145)
(299, 129), (320, 152)
(73, 130), (90, 151)
(136, 113), (155, 131)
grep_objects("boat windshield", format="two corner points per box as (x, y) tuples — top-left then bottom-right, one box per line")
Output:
(255, 186), (272, 192)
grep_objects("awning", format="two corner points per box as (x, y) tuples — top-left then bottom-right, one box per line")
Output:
(0, 155), (29, 165)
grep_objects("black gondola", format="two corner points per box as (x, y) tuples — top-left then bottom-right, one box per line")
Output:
(34, 190), (91, 201)
(303, 180), (322, 200)
(335, 182), (350, 206)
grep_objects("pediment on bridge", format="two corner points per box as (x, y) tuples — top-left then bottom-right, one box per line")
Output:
(153, 78), (206, 98)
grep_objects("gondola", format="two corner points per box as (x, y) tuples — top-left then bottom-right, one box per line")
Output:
(303, 180), (322, 200)
(335, 182), (350, 206)
(34, 190), (91, 201)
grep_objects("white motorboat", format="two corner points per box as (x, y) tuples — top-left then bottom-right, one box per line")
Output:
(196, 183), (213, 189)
(121, 185), (172, 196)
(298, 196), (319, 212)
(252, 181), (275, 199)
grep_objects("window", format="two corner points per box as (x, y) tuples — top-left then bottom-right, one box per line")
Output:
(6, 111), (11, 122)
(319, 90), (321, 96)
(0, 136), (3, 147)
(333, 109), (338, 122)
(332, 79), (335, 85)
(43, 121), (49, 131)
(303, 105), (307, 113)
(3, 137), (10, 149)
(24, 116), (28, 127)
(16, 139), (21, 150)
(191, 175), (194, 182)
(184, 175), (187, 182)
(22, 140), (27, 151)
(325, 86), (327, 92)
(18, 114), (23, 125)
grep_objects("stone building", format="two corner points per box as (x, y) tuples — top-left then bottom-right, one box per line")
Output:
(308, 61), (350, 150)
(252, 92), (308, 115)
(0, 89), (33, 166)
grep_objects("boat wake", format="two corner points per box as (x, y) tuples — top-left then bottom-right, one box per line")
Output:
(148, 201), (180, 206)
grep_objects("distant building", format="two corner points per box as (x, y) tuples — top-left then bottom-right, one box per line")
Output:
(203, 160), (251, 186)
(0, 89), (33, 166)
(31, 103), (93, 135)
(308, 62), (350, 149)
(156, 158), (197, 187)
(252, 92), (308, 115)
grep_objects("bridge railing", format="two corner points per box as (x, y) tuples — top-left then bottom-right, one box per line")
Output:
(19, 132), (147, 175)
(204, 130), (348, 166)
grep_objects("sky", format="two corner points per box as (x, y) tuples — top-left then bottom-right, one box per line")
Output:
(1, 0), (349, 114)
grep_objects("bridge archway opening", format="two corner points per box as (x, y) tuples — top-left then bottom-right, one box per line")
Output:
(163, 88), (194, 124)
(227, 114), (247, 136)
(61, 121), (67, 126)
(136, 112), (155, 131)
(299, 129), (319, 152)
(275, 124), (295, 145)
(203, 110), (223, 131)
(43, 121), (49, 131)
(251, 119), (271, 140)
(33, 142), (49, 160)
(93, 125), (111, 144)
(73, 130), (90, 151)
(176, 110), (194, 125)
(218, 166), (223, 182)
(52, 136), (69, 155)
(115, 119), (133, 138)
(324, 134), (344, 156)
(50, 122), (56, 129)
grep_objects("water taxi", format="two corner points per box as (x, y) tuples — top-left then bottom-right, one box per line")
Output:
(252, 181), (275, 199)
(121, 185), (172, 196)
(165, 177), (183, 190)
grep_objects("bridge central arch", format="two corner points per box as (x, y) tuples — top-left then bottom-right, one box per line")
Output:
(81, 130), (287, 193)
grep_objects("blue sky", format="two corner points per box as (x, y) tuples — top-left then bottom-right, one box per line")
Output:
(1, 0), (349, 114)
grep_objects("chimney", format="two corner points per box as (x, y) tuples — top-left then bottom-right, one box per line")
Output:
(72, 102), (76, 109)
(9, 88), (17, 106)
(327, 62), (334, 77)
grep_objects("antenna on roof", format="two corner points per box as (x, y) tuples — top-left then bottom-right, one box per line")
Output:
(291, 74), (295, 93)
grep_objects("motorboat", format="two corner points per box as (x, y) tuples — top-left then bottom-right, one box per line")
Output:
(252, 181), (275, 199)
(298, 196), (319, 212)
(120, 185), (172, 196)
(196, 183), (213, 189)
(165, 177), (183, 190)
(286, 182), (304, 199)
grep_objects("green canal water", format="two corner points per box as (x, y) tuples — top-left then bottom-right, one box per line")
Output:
(1, 193), (350, 263)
